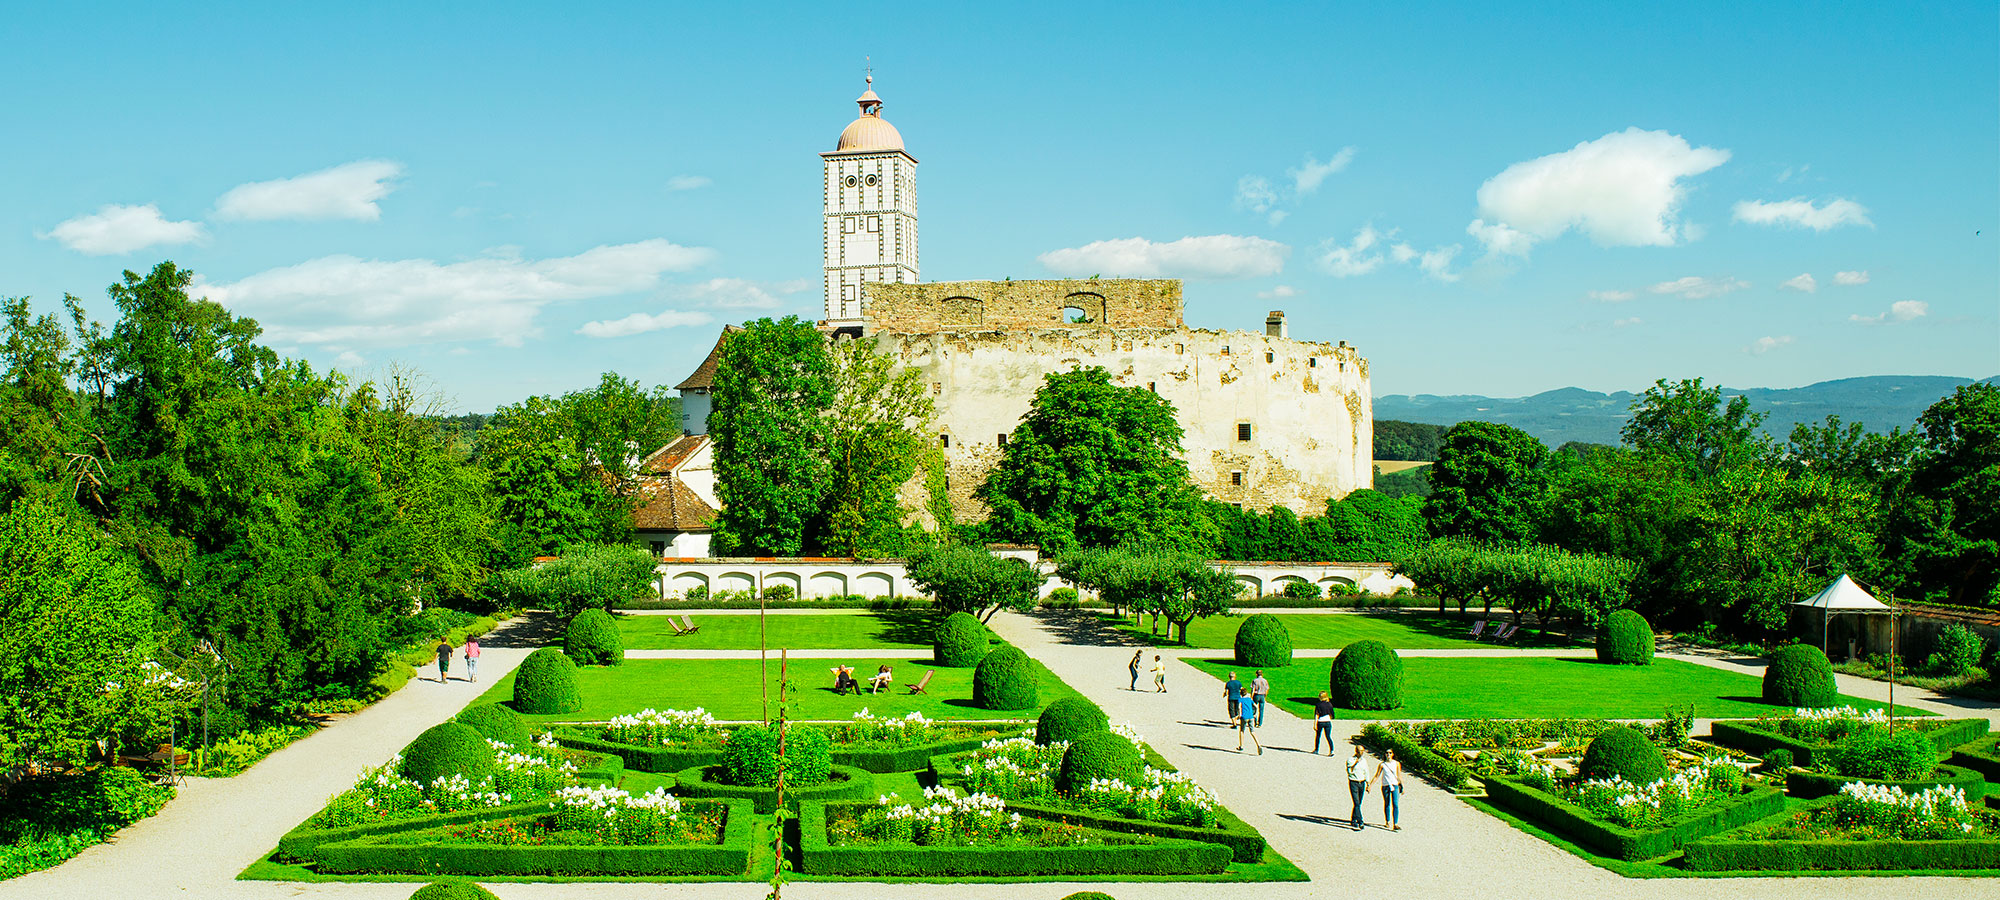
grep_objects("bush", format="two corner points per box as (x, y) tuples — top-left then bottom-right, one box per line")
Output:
(1062, 893), (1118, 900)
(972, 646), (1038, 710)
(1280, 580), (1322, 601)
(1760, 748), (1794, 773)
(933, 611), (990, 668)
(1596, 609), (1655, 666)
(512, 647), (583, 714)
(1578, 726), (1668, 784)
(1828, 728), (1935, 780)
(563, 607), (624, 666)
(3, 767), (173, 834)
(453, 703), (529, 747)
(1329, 639), (1403, 710)
(1058, 731), (1142, 792)
(684, 584), (709, 604)
(400, 722), (497, 786)
(1761, 644), (1837, 708)
(1043, 587), (1081, 609)
(409, 883), (500, 900)
(719, 724), (833, 787)
(1036, 696), (1109, 746)
(1232, 614), (1294, 668)
(762, 584), (795, 602)
(1927, 624), (1989, 677)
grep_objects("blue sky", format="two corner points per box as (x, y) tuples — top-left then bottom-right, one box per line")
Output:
(4, 1), (1994, 412)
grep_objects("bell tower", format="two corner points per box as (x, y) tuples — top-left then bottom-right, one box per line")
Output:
(821, 73), (918, 330)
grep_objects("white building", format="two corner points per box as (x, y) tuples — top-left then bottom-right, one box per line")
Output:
(821, 75), (918, 332)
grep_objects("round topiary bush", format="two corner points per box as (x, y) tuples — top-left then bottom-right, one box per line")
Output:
(409, 882), (500, 900)
(1762, 644), (1838, 708)
(513, 647), (583, 714)
(934, 612), (989, 668)
(1280, 580), (1323, 601)
(453, 702), (529, 747)
(1036, 696), (1109, 745)
(1061, 893), (1117, 900)
(1328, 639), (1403, 710)
(972, 645), (1038, 710)
(1596, 609), (1655, 666)
(564, 607), (624, 666)
(1829, 728), (1935, 780)
(400, 722), (497, 786)
(1233, 613), (1294, 668)
(1578, 726), (1668, 784)
(719, 724), (833, 787)
(1057, 731), (1142, 793)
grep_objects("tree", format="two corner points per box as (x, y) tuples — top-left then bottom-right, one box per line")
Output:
(811, 337), (935, 556)
(1785, 415), (1919, 487)
(1373, 420), (1448, 461)
(1393, 538), (1492, 615)
(1884, 383), (2000, 606)
(710, 317), (836, 556)
(0, 296), (90, 506)
(1422, 421), (1548, 542)
(1621, 378), (1773, 474)
(491, 543), (659, 620)
(906, 545), (1042, 622)
(977, 367), (1212, 555)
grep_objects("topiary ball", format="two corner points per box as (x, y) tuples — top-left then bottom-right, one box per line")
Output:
(564, 608), (624, 666)
(400, 722), (498, 786)
(513, 647), (583, 714)
(1233, 614), (1294, 668)
(972, 645), (1039, 710)
(1057, 731), (1142, 793)
(1762, 644), (1837, 708)
(934, 612), (989, 668)
(409, 882), (500, 900)
(454, 702), (530, 747)
(1578, 726), (1668, 784)
(720, 724), (833, 787)
(1596, 609), (1655, 666)
(1329, 639), (1403, 710)
(1061, 893), (1117, 900)
(1036, 696), (1109, 746)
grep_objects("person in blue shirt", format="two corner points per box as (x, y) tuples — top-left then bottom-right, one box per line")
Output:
(1224, 672), (1243, 724)
(1234, 687), (1261, 754)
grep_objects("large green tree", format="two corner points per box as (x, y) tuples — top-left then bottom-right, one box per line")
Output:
(1884, 383), (2000, 606)
(810, 337), (936, 556)
(710, 317), (836, 556)
(906, 545), (1042, 622)
(1421, 421), (1548, 542)
(1621, 378), (1773, 475)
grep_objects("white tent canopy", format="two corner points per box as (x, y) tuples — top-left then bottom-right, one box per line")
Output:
(1794, 574), (1892, 611)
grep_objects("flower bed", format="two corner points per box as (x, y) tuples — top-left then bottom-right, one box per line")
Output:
(1710, 712), (1986, 767)
(1480, 774), (1786, 860)
(671, 763), (874, 813)
(1685, 783), (2000, 871)
(796, 800), (1232, 877)
(553, 709), (1029, 775)
(306, 797), (751, 877)
(1785, 763), (1989, 801)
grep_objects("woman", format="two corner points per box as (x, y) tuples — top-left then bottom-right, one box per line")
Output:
(1128, 649), (1144, 691)
(463, 638), (481, 684)
(1234, 687), (1262, 754)
(1151, 654), (1167, 692)
(1311, 691), (1337, 755)
(1372, 746), (1404, 831)
(870, 664), (893, 694)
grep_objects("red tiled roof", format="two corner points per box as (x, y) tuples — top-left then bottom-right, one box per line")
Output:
(637, 434), (709, 475)
(629, 475), (719, 532)
(674, 325), (741, 390)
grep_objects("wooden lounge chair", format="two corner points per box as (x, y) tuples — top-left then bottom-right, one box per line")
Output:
(905, 670), (934, 695)
(1467, 620), (1487, 639)
(679, 615), (700, 635)
(1492, 623), (1519, 642)
(667, 618), (689, 636)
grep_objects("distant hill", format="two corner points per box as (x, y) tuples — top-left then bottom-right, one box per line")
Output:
(1376, 375), (1998, 449)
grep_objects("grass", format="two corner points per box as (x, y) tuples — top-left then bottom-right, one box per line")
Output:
(1183, 656), (1932, 720)
(471, 656), (1083, 723)
(618, 610), (976, 651)
(1108, 611), (1584, 650)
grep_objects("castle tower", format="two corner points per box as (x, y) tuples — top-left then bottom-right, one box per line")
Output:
(821, 74), (918, 329)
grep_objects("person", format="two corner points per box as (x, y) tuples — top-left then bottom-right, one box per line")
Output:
(1234, 687), (1262, 754)
(1223, 672), (1243, 724)
(1371, 746), (1404, 831)
(1311, 691), (1337, 755)
(1151, 654), (1167, 692)
(1129, 649), (1144, 691)
(870, 664), (893, 694)
(435, 639), (452, 683)
(1251, 671), (1270, 727)
(463, 637), (481, 684)
(1345, 745), (1374, 831)
(834, 665), (860, 695)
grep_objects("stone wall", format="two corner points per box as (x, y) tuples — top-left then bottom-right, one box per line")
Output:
(863, 279), (1183, 334)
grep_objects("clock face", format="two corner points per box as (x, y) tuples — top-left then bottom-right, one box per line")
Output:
(865, 174), (879, 186)
(844, 175), (858, 187)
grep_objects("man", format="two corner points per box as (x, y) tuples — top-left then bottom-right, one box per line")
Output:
(1223, 672), (1243, 724)
(1346, 744), (1374, 831)
(1251, 670), (1270, 727)
(1234, 687), (1262, 754)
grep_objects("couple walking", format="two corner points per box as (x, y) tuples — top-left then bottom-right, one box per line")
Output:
(435, 637), (481, 683)
(1342, 744), (1404, 831)
(1129, 650), (1167, 692)
(1222, 670), (1269, 753)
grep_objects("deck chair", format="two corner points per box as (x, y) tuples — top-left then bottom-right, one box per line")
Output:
(667, 618), (689, 636)
(679, 615), (700, 635)
(905, 670), (934, 695)
(1492, 623), (1519, 642)
(1467, 620), (1487, 639)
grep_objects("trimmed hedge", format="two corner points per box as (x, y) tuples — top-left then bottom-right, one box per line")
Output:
(1355, 723), (1474, 793)
(1710, 717), (1991, 768)
(1058, 732), (1142, 793)
(453, 703), (529, 747)
(1827, 727), (1934, 780)
(1685, 834), (2000, 871)
(1951, 737), (2000, 781)
(795, 801), (1231, 876)
(1595, 609), (1654, 665)
(278, 801), (551, 860)
(1003, 797), (1268, 864)
(312, 799), (753, 876)
(1480, 776), (1786, 860)
(400, 723), (496, 786)
(972, 646), (1038, 710)
(1785, 762), (1989, 800)
(1761, 644), (1837, 708)
(1232, 614), (1294, 668)
(1329, 639), (1403, 710)
(563, 608), (624, 666)
(512, 648), (582, 714)
(410, 882), (500, 900)
(560, 724), (1033, 775)
(1578, 727), (1667, 784)
(1037, 697), (1109, 746)
(1062, 893), (1117, 900)
(719, 724), (832, 787)
(673, 764), (874, 814)
(554, 729), (724, 773)
(832, 726), (1032, 774)
(934, 612), (990, 667)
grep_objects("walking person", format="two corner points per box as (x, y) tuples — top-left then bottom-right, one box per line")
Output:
(1251, 670), (1270, 727)
(1129, 649), (1144, 691)
(1371, 747), (1404, 831)
(1223, 672), (1242, 724)
(1311, 691), (1337, 755)
(463, 637), (481, 684)
(1151, 654), (1167, 692)
(1345, 744), (1374, 831)
(1234, 687), (1262, 754)
(435, 639), (453, 683)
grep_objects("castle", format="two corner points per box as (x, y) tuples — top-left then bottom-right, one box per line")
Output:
(636, 77), (1372, 555)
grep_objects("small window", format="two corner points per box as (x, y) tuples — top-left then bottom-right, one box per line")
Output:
(1237, 422), (1253, 442)
(1222, 345), (1231, 355)
(940, 433), (950, 448)
(865, 174), (879, 186)
(932, 382), (942, 395)
(842, 216), (857, 233)
(1147, 382), (1157, 393)
(996, 433), (1008, 446)
(1175, 343), (1184, 354)
(648, 540), (667, 556)
(1230, 471), (1243, 486)
(1309, 357), (1317, 367)
(844, 175), (858, 188)
(1266, 352), (1274, 363)
(1230, 502), (1243, 510)
(868, 215), (881, 232)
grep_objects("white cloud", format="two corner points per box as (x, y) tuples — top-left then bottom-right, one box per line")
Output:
(1834, 270), (1870, 286)
(1469, 127), (1730, 256)
(1731, 197), (1872, 231)
(666, 277), (811, 309)
(214, 160), (404, 221)
(1613, 317), (1643, 328)
(1418, 245), (1462, 283)
(1782, 273), (1817, 293)
(1039, 235), (1289, 279)
(41, 204), (206, 254)
(334, 350), (366, 367)
(1257, 284), (1299, 299)
(577, 309), (714, 338)
(1587, 289), (1635, 302)
(1266, 210), (1289, 226)
(1650, 275), (1749, 299)
(1315, 226), (1385, 277)
(1750, 335), (1795, 354)
(1289, 148), (1355, 195)
(666, 175), (712, 191)
(196, 239), (715, 349)
(1234, 176), (1278, 214)
(1849, 300), (1928, 325)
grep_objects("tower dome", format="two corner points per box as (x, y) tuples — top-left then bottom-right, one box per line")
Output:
(835, 75), (904, 152)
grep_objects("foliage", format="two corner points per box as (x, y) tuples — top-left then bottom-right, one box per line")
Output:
(1882, 383), (2000, 606)
(1057, 731), (1142, 792)
(1621, 378), (1773, 475)
(973, 646), (1039, 710)
(1762, 645), (1837, 708)
(719, 723), (831, 787)
(600, 707), (723, 747)
(1354, 723), (1473, 792)
(811, 337), (937, 556)
(1059, 546), (1235, 643)
(1280, 580), (1321, 601)
(1597, 609), (1655, 665)
(191, 723), (315, 776)
(842, 708), (951, 747)
(1827, 728), (1935, 780)
(1232, 614), (1294, 668)
(1823, 783), (1983, 840)
(907, 546), (1041, 622)
(1926, 624), (1989, 677)
(1062, 893), (1119, 900)
(1328, 639), (1403, 710)
(1036, 696), (1109, 746)
(1578, 727), (1669, 783)
(491, 543), (656, 620)
(310, 746), (576, 829)
(401, 722), (499, 786)
(932, 611), (991, 667)
(408, 882), (502, 900)
(1374, 419), (1448, 461)
(1203, 490), (1429, 562)
(1568, 764), (1743, 829)
(0, 767), (173, 879)
(453, 703), (530, 748)
(848, 787), (1022, 846)
(1372, 465), (1434, 500)
(549, 784), (701, 844)
(710, 316), (836, 556)
(1422, 420), (1548, 542)
(1760, 748), (1794, 773)
(512, 648), (583, 714)
(563, 607), (625, 666)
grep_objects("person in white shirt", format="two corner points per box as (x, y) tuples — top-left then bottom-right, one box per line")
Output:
(1370, 747), (1404, 831)
(1345, 745), (1374, 831)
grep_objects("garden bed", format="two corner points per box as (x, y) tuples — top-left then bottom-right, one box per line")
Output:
(1685, 787), (2000, 872)
(308, 798), (752, 877)
(1785, 763), (1989, 800)
(1480, 776), (1786, 860)
(795, 800), (1232, 877)
(1709, 716), (1983, 767)
(672, 763), (873, 813)
(1684, 836), (2000, 871)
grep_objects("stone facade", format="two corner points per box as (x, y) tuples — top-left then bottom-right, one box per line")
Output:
(863, 279), (1183, 335)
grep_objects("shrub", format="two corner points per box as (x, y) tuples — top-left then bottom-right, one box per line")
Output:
(564, 608), (624, 666)
(684, 584), (709, 603)
(933, 612), (989, 668)
(762, 584), (796, 602)
(1927, 624), (1988, 677)
(1062, 893), (1117, 900)
(1760, 748), (1794, 773)
(409, 883), (500, 900)
(400, 722), (497, 786)
(720, 724), (833, 787)
(1057, 731), (1142, 792)
(1578, 726), (1668, 784)
(513, 647), (583, 714)
(1761, 644), (1837, 708)
(4, 767), (172, 834)
(453, 703), (530, 747)
(1043, 587), (1081, 609)
(1036, 696), (1109, 746)
(972, 646), (1038, 710)
(1280, 580), (1322, 601)
(1232, 614), (1294, 668)
(1329, 639), (1403, 710)
(1596, 609), (1655, 666)
(1828, 728), (1935, 780)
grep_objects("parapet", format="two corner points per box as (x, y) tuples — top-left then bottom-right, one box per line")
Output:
(862, 279), (1183, 334)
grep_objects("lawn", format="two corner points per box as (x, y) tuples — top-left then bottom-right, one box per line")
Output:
(472, 656), (1083, 722)
(1182, 656), (1929, 720)
(1109, 611), (1583, 650)
(619, 610), (976, 651)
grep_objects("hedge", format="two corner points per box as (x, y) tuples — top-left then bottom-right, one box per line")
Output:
(1002, 798), (1267, 864)
(1784, 763), (1989, 801)
(554, 729), (725, 773)
(400, 723), (496, 786)
(1710, 718), (1992, 768)
(1951, 737), (2000, 781)
(972, 646), (1038, 710)
(277, 801), (552, 859)
(1479, 776), (1786, 860)
(1577, 727), (1667, 783)
(1685, 835), (2000, 871)
(672, 763), (874, 814)
(1355, 723), (1473, 793)
(1595, 609), (1654, 665)
(1232, 614), (1293, 668)
(512, 647), (582, 714)
(559, 724), (1032, 775)
(409, 882), (500, 900)
(934, 612), (990, 668)
(453, 703), (530, 747)
(794, 801), (1232, 876)
(563, 608), (624, 666)
(310, 799), (753, 876)
(833, 726), (1031, 773)
(1329, 639), (1402, 710)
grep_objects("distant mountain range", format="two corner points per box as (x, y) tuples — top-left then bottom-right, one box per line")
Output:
(1375, 375), (1999, 448)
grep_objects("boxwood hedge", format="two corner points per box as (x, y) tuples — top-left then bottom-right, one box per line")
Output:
(513, 647), (582, 714)
(1710, 717), (1990, 768)
(673, 763), (874, 814)
(1232, 614), (1293, 668)
(554, 728), (724, 773)
(1684, 834), (2000, 871)
(972, 646), (1038, 710)
(1037, 696), (1109, 746)
(795, 801), (1232, 877)
(563, 608), (624, 666)
(400, 723), (496, 786)
(1354, 723), (1474, 793)
(559, 724), (1033, 775)
(1784, 762), (1989, 800)
(409, 882), (500, 900)
(934, 612), (990, 668)
(1951, 737), (2000, 781)
(453, 703), (530, 747)
(1594, 609), (1654, 665)
(1329, 639), (1402, 710)
(310, 799), (752, 876)
(1002, 797), (1268, 863)
(1480, 776), (1786, 861)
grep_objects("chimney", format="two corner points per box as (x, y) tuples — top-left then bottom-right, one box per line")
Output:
(1265, 310), (1287, 338)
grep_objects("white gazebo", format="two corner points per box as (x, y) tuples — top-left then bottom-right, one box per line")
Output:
(1793, 574), (1893, 658)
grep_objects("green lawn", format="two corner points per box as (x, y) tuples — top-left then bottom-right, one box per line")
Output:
(1183, 656), (1928, 720)
(618, 610), (974, 651)
(1109, 611), (1583, 650)
(472, 656), (1081, 722)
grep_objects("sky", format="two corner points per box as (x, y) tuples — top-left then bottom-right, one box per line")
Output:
(3, 1), (1995, 413)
